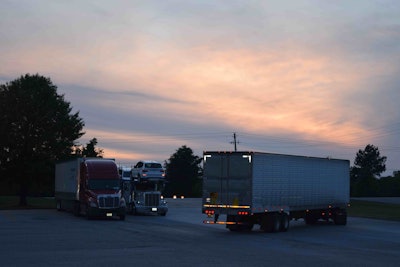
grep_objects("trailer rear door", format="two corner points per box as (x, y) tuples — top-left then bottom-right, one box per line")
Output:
(203, 152), (252, 209)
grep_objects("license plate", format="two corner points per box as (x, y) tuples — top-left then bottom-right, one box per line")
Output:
(106, 213), (113, 217)
(152, 208), (157, 212)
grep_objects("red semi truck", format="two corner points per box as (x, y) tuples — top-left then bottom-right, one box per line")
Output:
(55, 158), (126, 220)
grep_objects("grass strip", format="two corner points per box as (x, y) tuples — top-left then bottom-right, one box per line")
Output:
(0, 196), (55, 210)
(348, 200), (400, 221)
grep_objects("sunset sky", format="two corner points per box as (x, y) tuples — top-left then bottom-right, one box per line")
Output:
(1, 1), (399, 175)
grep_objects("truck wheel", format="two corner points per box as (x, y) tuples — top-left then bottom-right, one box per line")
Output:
(272, 214), (281, 233)
(280, 213), (290, 232)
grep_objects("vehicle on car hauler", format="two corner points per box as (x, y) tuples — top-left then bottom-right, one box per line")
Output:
(202, 151), (349, 232)
(131, 160), (166, 183)
(55, 158), (126, 220)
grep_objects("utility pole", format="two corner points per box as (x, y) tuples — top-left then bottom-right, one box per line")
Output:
(230, 132), (239, 151)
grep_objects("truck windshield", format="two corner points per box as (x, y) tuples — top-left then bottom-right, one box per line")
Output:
(88, 179), (120, 190)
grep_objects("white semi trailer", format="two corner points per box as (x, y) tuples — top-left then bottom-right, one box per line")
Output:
(202, 151), (349, 232)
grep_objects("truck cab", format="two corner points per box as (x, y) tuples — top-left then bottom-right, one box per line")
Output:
(55, 158), (127, 220)
(78, 159), (126, 220)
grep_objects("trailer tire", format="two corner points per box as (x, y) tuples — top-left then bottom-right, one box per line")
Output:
(280, 213), (290, 232)
(272, 214), (281, 233)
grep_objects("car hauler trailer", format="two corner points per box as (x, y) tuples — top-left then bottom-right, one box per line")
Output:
(55, 158), (126, 220)
(120, 164), (168, 216)
(202, 151), (349, 232)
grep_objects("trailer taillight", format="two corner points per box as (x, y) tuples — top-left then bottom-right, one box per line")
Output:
(238, 211), (249, 215)
(205, 210), (215, 215)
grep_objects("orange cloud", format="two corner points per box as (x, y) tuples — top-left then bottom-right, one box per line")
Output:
(114, 45), (371, 145)
(2, 37), (382, 148)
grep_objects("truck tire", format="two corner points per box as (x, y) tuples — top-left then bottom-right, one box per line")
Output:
(272, 214), (281, 233)
(280, 213), (290, 232)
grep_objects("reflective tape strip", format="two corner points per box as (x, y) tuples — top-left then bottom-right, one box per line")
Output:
(203, 204), (250, 209)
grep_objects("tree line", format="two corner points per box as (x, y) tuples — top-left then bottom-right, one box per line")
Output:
(1, 74), (399, 206)
(350, 144), (400, 197)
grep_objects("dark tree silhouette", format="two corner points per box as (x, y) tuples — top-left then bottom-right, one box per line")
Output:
(72, 138), (104, 158)
(0, 74), (84, 205)
(350, 144), (386, 196)
(164, 145), (202, 197)
(352, 144), (386, 179)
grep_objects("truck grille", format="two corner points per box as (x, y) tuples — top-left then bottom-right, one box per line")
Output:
(98, 196), (119, 209)
(145, 193), (160, 206)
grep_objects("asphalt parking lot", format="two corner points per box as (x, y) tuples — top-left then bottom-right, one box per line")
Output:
(1, 198), (400, 267)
